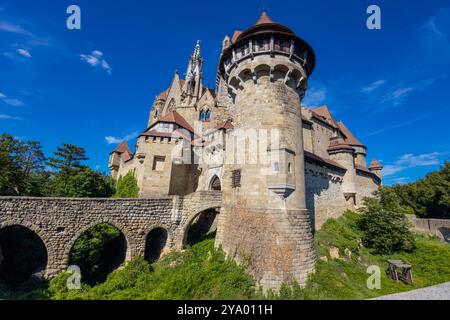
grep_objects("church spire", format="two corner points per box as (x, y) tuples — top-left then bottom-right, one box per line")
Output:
(183, 40), (203, 103)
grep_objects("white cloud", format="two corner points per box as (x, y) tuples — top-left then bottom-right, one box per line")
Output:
(0, 114), (23, 121)
(364, 115), (428, 138)
(302, 84), (327, 106)
(383, 152), (441, 176)
(17, 48), (31, 58)
(2, 98), (25, 107)
(0, 92), (24, 106)
(80, 50), (112, 75)
(362, 79), (385, 93)
(105, 131), (138, 145)
(378, 78), (435, 108)
(0, 20), (34, 37)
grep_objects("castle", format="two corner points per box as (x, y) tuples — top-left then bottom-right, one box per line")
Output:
(108, 11), (383, 289)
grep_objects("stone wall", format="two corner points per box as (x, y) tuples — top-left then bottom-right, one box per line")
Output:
(408, 215), (450, 243)
(0, 191), (222, 278)
(304, 161), (347, 230)
(355, 171), (380, 207)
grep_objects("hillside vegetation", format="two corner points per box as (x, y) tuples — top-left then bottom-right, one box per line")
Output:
(2, 209), (449, 300)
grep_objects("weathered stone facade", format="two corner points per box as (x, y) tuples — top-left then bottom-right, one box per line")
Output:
(0, 191), (222, 277)
(104, 11), (382, 290)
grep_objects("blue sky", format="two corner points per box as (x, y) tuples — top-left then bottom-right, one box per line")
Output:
(0, 0), (449, 185)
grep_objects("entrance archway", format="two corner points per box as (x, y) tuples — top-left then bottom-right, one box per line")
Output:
(185, 209), (219, 247)
(144, 228), (168, 263)
(209, 175), (221, 191)
(0, 225), (48, 288)
(68, 223), (127, 285)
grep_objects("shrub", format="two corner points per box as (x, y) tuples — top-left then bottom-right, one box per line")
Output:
(358, 187), (415, 254)
(114, 171), (139, 198)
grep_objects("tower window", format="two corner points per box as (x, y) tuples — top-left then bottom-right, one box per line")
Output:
(274, 162), (280, 172)
(199, 110), (206, 121)
(258, 40), (264, 50)
(205, 110), (211, 122)
(152, 156), (166, 171)
(231, 169), (241, 188)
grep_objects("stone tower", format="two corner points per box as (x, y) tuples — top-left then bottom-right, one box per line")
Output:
(214, 11), (317, 290)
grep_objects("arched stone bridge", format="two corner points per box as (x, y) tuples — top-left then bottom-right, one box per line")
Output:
(0, 191), (222, 277)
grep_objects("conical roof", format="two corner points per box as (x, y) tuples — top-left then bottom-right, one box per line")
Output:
(255, 10), (276, 25)
(369, 159), (383, 169)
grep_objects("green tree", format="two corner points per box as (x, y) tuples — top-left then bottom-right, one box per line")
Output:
(51, 168), (115, 198)
(114, 171), (139, 198)
(392, 161), (450, 218)
(358, 187), (415, 254)
(0, 134), (47, 195)
(46, 143), (88, 173)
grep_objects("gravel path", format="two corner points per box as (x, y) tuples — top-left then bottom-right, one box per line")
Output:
(375, 282), (450, 300)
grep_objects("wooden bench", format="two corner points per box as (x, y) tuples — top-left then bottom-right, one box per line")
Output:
(388, 259), (414, 284)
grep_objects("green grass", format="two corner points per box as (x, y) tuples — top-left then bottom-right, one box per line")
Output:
(2, 212), (449, 300)
(298, 211), (450, 300)
(44, 238), (258, 300)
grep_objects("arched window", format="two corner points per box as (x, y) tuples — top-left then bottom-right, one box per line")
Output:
(199, 110), (206, 121)
(154, 109), (158, 118)
(205, 110), (211, 122)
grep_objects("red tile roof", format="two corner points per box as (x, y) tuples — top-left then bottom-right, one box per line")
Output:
(214, 118), (234, 130)
(157, 111), (194, 132)
(337, 121), (365, 147)
(304, 150), (346, 172)
(156, 88), (169, 100)
(255, 10), (276, 25)
(311, 106), (338, 128)
(231, 30), (242, 43)
(113, 140), (131, 154)
(368, 159), (383, 169)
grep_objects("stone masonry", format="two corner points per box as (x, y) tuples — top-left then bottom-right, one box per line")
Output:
(0, 191), (222, 278)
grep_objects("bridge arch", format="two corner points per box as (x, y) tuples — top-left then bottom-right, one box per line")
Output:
(0, 220), (51, 283)
(179, 205), (221, 248)
(63, 217), (135, 269)
(144, 225), (170, 263)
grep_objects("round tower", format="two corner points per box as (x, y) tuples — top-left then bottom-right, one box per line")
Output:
(328, 137), (357, 209)
(369, 159), (383, 181)
(215, 11), (317, 290)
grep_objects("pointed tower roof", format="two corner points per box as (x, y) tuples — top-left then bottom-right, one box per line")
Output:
(369, 159), (383, 170)
(255, 9), (276, 25)
(192, 40), (201, 60)
(113, 140), (131, 154)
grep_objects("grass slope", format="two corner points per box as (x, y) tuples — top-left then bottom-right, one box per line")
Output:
(300, 212), (450, 300)
(2, 212), (449, 300)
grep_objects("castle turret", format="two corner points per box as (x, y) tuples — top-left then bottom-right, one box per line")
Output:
(108, 141), (132, 180)
(327, 137), (357, 209)
(368, 159), (383, 181)
(215, 10), (317, 290)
